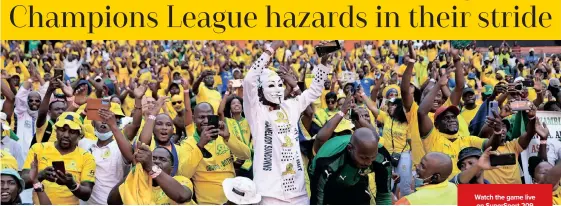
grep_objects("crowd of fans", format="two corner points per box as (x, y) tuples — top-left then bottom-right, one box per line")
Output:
(1, 39), (561, 205)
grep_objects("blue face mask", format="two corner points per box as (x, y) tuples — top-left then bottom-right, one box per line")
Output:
(95, 130), (114, 141)
(414, 175), (431, 188)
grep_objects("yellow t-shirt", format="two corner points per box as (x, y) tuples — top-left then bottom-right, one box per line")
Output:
(195, 85), (222, 114)
(377, 110), (410, 154)
(484, 139), (523, 184)
(422, 129), (487, 179)
(35, 120), (57, 143)
(152, 175), (197, 205)
(1, 150), (18, 170)
(176, 126), (251, 205)
(23, 142), (96, 205)
(460, 104), (481, 126)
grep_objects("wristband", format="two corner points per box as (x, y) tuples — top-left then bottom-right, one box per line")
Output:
(430, 79), (436, 83)
(337, 111), (345, 117)
(529, 116), (536, 120)
(292, 87), (300, 92)
(69, 183), (80, 192)
(148, 115), (156, 120)
(408, 59), (417, 63)
(28, 79), (34, 83)
(183, 89), (190, 94)
(33, 182), (44, 192)
(540, 140), (548, 144)
(264, 46), (275, 55)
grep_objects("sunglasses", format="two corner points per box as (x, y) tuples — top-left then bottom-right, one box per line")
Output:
(172, 101), (182, 105)
(327, 100), (336, 104)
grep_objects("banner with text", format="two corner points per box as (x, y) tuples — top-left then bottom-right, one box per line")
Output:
(2, 0), (561, 40)
(521, 111), (561, 184)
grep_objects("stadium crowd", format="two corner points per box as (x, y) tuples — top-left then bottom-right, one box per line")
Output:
(1, 40), (561, 205)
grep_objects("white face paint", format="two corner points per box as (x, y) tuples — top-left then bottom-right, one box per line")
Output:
(261, 73), (285, 105)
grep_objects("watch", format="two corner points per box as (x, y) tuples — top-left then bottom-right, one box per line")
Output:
(149, 165), (162, 179)
(33, 182), (44, 192)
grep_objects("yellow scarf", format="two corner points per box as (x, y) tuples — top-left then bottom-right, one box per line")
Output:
(119, 163), (154, 204)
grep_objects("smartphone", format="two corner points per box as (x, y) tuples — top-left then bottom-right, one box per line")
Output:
(510, 101), (531, 111)
(54, 69), (64, 82)
(315, 40), (341, 57)
(207, 115), (219, 139)
(488, 101), (499, 116)
(490, 153), (516, 166)
(522, 80), (534, 87)
(86, 99), (111, 121)
(52, 161), (66, 174)
(231, 79), (242, 88)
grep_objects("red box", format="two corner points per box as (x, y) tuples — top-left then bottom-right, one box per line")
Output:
(458, 184), (552, 206)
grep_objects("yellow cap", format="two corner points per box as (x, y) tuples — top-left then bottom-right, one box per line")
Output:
(139, 72), (153, 84)
(54, 112), (84, 133)
(110, 103), (125, 117)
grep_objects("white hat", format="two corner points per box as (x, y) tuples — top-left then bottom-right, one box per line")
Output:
(484, 56), (490, 61)
(0, 112), (10, 130)
(514, 77), (525, 83)
(529, 48), (535, 52)
(222, 177), (261, 205)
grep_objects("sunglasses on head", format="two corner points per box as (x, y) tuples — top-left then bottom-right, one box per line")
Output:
(172, 101), (182, 105)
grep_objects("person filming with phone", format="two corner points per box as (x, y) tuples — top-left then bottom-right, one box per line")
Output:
(21, 112), (96, 205)
(177, 102), (251, 205)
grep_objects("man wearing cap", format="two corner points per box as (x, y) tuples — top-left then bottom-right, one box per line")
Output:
(21, 112), (96, 205)
(460, 87), (480, 125)
(1, 112), (24, 170)
(450, 147), (493, 184)
(418, 79), (502, 179)
(35, 79), (69, 145)
(525, 48), (539, 68)
(2, 169), (32, 205)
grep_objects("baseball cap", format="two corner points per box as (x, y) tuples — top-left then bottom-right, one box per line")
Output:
(457, 147), (483, 169)
(434, 105), (460, 121)
(550, 78), (560, 88)
(484, 56), (490, 61)
(222, 177), (262, 205)
(0, 112), (10, 130)
(110, 103), (125, 117)
(54, 112), (84, 134)
(529, 48), (535, 52)
(462, 87), (475, 96)
(1, 169), (25, 191)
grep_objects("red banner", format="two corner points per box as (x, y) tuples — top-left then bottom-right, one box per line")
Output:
(458, 184), (552, 206)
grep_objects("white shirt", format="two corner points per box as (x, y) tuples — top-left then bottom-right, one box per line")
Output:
(243, 53), (331, 202)
(79, 139), (128, 205)
(63, 58), (82, 79)
(14, 85), (48, 163)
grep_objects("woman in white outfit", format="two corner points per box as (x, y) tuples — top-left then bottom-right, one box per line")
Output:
(243, 41), (332, 204)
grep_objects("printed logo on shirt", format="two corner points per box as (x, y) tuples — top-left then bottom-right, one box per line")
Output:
(282, 163), (296, 176)
(216, 144), (229, 156)
(275, 112), (289, 124)
(69, 160), (77, 170)
(263, 121), (273, 171)
(282, 136), (293, 148)
(88, 170), (95, 178)
(24, 120), (32, 128)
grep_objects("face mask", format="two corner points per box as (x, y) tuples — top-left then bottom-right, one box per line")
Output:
(414, 174), (431, 188)
(260, 72), (285, 105)
(95, 130), (113, 141)
(173, 80), (182, 84)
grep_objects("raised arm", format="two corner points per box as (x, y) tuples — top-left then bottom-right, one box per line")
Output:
(400, 41), (416, 111)
(418, 80), (442, 137)
(449, 51), (465, 106)
(294, 54), (333, 113)
(123, 85), (147, 140)
(313, 94), (352, 153)
(100, 109), (134, 163)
